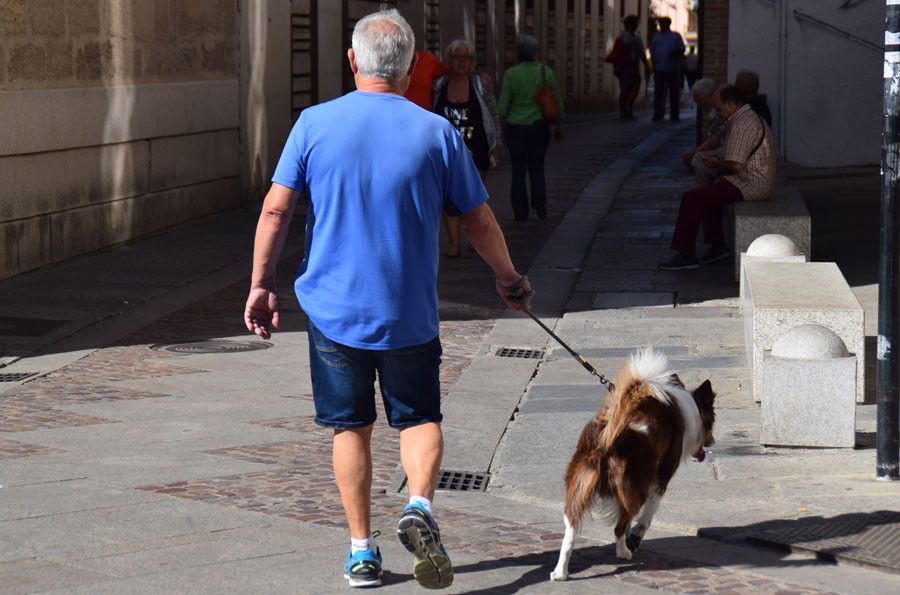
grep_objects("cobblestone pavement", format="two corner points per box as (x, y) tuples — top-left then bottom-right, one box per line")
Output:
(0, 116), (881, 593)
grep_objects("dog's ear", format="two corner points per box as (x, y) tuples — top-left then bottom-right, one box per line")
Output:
(692, 379), (715, 406)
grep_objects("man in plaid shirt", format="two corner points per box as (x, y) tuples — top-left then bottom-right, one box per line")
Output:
(659, 84), (777, 271)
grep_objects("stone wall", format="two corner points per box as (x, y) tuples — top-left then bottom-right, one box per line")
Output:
(0, 0), (235, 90)
(727, 0), (883, 167)
(0, 0), (240, 280)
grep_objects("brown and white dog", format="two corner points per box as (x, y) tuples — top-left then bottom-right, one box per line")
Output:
(550, 348), (716, 581)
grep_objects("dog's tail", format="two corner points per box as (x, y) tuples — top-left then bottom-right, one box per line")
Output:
(596, 348), (673, 453)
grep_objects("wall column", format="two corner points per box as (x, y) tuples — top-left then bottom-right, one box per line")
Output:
(239, 0), (292, 204)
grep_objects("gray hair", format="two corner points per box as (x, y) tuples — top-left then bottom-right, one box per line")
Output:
(444, 38), (476, 61)
(351, 9), (415, 81)
(515, 34), (539, 63)
(692, 77), (716, 101)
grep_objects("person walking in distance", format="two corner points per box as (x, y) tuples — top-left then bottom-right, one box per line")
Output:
(684, 46), (699, 92)
(404, 49), (447, 110)
(649, 17), (685, 122)
(609, 14), (652, 121)
(243, 9), (532, 590)
(432, 39), (502, 258)
(498, 34), (565, 222)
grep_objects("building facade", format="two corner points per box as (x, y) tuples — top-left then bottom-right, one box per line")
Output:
(1, 0), (649, 280)
(1, 0), (241, 281)
(700, 0), (883, 168)
(726, 0), (883, 168)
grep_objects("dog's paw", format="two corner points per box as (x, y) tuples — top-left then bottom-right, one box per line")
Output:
(549, 569), (569, 581)
(626, 534), (643, 552)
(615, 541), (634, 560)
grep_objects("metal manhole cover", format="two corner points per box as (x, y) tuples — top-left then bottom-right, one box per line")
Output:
(436, 470), (489, 492)
(0, 372), (38, 382)
(150, 340), (273, 354)
(495, 347), (544, 359)
(748, 511), (900, 571)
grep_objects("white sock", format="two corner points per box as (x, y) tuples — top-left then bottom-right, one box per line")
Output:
(409, 495), (433, 514)
(350, 536), (374, 555)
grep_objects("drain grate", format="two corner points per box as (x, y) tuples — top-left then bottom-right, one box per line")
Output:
(150, 340), (273, 354)
(495, 347), (544, 359)
(0, 372), (38, 382)
(436, 470), (489, 492)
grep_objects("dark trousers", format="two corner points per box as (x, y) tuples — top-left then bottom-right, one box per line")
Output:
(653, 70), (682, 120)
(505, 121), (551, 221)
(670, 178), (743, 256)
(618, 76), (640, 118)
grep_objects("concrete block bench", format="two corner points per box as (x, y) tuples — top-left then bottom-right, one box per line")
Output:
(743, 261), (865, 403)
(728, 187), (811, 281)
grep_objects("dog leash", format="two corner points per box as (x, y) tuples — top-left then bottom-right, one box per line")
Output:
(505, 277), (615, 393)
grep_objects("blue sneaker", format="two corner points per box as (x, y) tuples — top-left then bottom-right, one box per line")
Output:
(396, 503), (453, 589)
(343, 547), (382, 588)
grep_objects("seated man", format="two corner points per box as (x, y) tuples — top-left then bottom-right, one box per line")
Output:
(734, 69), (773, 126)
(659, 84), (777, 271)
(682, 80), (726, 186)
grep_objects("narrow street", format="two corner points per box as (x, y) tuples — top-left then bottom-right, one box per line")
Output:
(1, 112), (896, 593)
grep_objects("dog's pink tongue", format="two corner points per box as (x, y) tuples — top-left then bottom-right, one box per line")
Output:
(695, 449), (706, 462)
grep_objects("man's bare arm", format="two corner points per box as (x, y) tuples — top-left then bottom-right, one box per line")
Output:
(244, 183), (301, 338)
(458, 203), (531, 309)
(700, 154), (741, 176)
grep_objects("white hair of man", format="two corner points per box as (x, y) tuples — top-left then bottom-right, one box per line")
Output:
(691, 77), (716, 101)
(444, 38), (476, 61)
(352, 9), (415, 81)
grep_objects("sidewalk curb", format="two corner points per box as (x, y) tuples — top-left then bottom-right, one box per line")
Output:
(441, 121), (693, 473)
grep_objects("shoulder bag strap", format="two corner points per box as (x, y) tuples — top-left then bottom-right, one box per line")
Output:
(747, 113), (766, 160)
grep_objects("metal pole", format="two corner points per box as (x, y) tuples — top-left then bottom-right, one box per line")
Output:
(696, 0), (704, 146)
(877, 0), (900, 481)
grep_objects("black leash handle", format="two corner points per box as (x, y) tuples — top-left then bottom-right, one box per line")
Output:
(504, 277), (614, 392)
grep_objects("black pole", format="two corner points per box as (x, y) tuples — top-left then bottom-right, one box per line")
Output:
(696, 0), (705, 146)
(877, 0), (900, 481)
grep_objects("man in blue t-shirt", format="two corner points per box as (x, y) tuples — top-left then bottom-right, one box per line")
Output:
(649, 17), (685, 122)
(243, 9), (532, 590)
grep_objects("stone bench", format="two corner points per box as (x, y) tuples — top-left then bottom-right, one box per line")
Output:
(743, 261), (865, 403)
(727, 187), (811, 281)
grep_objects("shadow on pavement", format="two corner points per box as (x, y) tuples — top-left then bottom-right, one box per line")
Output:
(452, 533), (831, 594)
(700, 510), (899, 563)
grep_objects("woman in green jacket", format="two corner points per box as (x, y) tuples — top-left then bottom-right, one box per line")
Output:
(498, 34), (565, 222)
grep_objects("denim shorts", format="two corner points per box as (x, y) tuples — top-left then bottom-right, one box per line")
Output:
(307, 321), (443, 429)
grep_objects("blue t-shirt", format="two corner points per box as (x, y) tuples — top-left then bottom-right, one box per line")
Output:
(649, 31), (685, 72)
(272, 91), (488, 349)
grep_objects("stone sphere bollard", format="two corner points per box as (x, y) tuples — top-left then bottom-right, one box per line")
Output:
(771, 324), (850, 359)
(747, 234), (801, 258)
(760, 324), (856, 448)
(740, 234), (807, 305)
